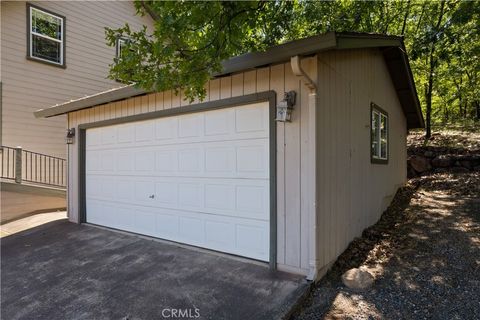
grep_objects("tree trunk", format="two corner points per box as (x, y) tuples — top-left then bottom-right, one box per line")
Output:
(473, 100), (480, 121)
(401, 0), (411, 36)
(425, 0), (446, 139)
(426, 67), (433, 138)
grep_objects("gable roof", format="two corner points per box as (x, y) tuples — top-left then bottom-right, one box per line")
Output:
(34, 32), (424, 128)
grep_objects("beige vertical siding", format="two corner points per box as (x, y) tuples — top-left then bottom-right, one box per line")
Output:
(67, 57), (318, 276)
(315, 48), (407, 272)
(1, 1), (154, 158)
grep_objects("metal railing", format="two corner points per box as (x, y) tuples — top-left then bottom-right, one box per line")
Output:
(1, 146), (66, 188)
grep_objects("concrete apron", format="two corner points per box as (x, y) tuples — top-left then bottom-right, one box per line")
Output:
(1, 220), (311, 320)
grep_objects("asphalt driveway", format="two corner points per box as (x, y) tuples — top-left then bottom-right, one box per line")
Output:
(1, 220), (309, 320)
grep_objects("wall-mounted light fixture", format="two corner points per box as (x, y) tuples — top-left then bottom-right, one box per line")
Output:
(66, 128), (75, 144)
(275, 91), (296, 122)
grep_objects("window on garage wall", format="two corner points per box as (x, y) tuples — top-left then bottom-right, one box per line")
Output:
(371, 103), (388, 164)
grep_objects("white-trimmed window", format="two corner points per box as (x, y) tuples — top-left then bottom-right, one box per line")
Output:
(28, 4), (65, 66)
(371, 103), (388, 163)
(116, 37), (129, 58)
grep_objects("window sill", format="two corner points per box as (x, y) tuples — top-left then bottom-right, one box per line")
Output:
(371, 157), (388, 165)
(26, 56), (66, 69)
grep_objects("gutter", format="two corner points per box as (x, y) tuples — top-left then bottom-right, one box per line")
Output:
(290, 55), (319, 281)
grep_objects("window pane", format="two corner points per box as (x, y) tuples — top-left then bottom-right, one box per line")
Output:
(32, 35), (61, 63)
(117, 38), (127, 58)
(380, 115), (388, 159)
(32, 8), (62, 40)
(371, 111), (379, 157)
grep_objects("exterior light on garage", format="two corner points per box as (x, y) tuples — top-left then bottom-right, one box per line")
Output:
(66, 128), (75, 144)
(275, 91), (296, 122)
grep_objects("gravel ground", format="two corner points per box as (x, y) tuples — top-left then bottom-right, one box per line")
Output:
(293, 172), (480, 320)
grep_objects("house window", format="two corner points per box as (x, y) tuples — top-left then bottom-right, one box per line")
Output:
(28, 4), (65, 66)
(371, 103), (388, 163)
(116, 37), (129, 58)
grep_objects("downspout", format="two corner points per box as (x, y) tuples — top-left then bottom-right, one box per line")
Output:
(290, 56), (319, 281)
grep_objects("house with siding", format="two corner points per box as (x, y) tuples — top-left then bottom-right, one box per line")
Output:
(35, 32), (424, 280)
(0, 1), (153, 222)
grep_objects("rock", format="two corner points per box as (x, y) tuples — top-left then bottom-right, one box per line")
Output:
(431, 155), (453, 168)
(450, 167), (469, 173)
(408, 155), (431, 173)
(424, 151), (435, 158)
(341, 268), (374, 290)
(407, 166), (417, 179)
(473, 166), (480, 172)
(434, 168), (449, 174)
(460, 161), (473, 170)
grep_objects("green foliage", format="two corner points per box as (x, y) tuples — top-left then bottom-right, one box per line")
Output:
(106, 1), (294, 101)
(106, 0), (479, 127)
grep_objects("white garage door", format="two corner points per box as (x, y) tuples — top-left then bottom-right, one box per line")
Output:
(85, 102), (270, 261)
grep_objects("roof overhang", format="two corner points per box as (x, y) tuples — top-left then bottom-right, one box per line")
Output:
(34, 32), (424, 128)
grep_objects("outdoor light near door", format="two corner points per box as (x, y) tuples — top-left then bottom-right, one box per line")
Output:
(66, 128), (75, 144)
(275, 91), (296, 122)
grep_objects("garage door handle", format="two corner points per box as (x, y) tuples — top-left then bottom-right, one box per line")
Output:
(149, 194), (155, 199)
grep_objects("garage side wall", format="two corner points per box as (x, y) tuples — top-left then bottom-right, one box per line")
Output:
(315, 48), (407, 274)
(67, 58), (318, 275)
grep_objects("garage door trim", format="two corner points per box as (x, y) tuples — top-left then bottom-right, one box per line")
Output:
(77, 91), (277, 269)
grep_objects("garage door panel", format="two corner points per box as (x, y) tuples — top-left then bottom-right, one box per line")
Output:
(205, 221), (235, 249)
(85, 104), (268, 152)
(236, 224), (269, 256)
(86, 101), (270, 261)
(177, 148), (203, 172)
(204, 109), (234, 136)
(87, 175), (269, 221)
(101, 127), (117, 145)
(154, 182), (177, 204)
(235, 104), (267, 133)
(116, 152), (134, 172)
(135, 122), (155, 142)
(117, 124), (134, 143)
(178, 114), (203, 138)
(88, 141), (268, 179)
(135, 151), (155, 171)
(155, 117), (178, 140)
(87, 201), (270, 261)
(133, 210), (157, 237)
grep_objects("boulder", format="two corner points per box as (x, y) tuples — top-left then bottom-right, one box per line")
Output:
(407, 166), (417, 179)
(431, 155), (453, 168)
(424, 150), (435, 158)
(408, 155), (431, 173)
(341, 268), (374, 290)
(450, 167), (469, 173)
(460, 161), (473, 170)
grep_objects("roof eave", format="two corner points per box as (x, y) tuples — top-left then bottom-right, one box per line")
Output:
(34, 85), (147, 119)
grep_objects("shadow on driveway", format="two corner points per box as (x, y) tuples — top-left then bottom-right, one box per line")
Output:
(1, 220), (309, 320)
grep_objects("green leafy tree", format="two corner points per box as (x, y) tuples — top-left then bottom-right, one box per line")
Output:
(106, 0), (479, 134)
(106, 1), (294, 101)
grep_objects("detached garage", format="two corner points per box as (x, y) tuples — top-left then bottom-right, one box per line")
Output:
(35, 32), (424, 281)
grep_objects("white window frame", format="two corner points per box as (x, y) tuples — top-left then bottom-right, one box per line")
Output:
(371, 103), (389, 163)
(28, 5), (65, 66)
(116, 37), (128, 58)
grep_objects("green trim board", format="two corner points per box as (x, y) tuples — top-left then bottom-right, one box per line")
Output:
(77, 91), (278, 270)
